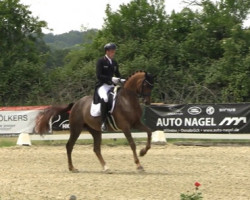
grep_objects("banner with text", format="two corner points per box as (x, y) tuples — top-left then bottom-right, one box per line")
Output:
(145, 103), (250, 133)
(0, 106), (49, 134)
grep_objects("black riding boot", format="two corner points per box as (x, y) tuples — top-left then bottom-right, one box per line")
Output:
(101, 99), (108, 132)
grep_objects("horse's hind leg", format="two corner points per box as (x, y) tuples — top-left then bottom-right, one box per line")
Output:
(66, 125), (82, 172)
(86, 126), (108, 171)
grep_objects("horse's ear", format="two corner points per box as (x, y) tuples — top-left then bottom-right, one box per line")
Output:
(146, 72), (156, 79)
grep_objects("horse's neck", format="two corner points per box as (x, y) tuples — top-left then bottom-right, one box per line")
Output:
(124, 72), (145, 94)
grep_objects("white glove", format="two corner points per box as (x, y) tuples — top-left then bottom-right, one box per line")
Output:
(120, 79), (126, 83)
(112, 77), (120, 84)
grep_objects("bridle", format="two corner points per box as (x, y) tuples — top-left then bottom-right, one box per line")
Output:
(139, 79), (154, 98)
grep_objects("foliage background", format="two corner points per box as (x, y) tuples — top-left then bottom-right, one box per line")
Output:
(0, 0), (249, 106)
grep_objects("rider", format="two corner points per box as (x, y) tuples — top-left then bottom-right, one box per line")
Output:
(96, 43), (124, 131)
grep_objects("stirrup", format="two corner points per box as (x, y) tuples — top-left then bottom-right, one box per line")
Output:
(101, 122), (107, 132)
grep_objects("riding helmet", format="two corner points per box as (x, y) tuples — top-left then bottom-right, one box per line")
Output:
(104, 43), (117, 51)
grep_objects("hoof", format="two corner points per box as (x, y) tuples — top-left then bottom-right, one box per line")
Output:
(70, 168), (79, 173)
(140, 148), (147, 157)
(137, 165), (145, 172)
(103, 168), (112, 174)
(103, 165), (112, 174)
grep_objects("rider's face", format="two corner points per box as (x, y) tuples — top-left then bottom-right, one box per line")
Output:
(106, 49), (116, 59)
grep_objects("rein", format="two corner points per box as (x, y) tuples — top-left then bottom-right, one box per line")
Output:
(139, 79), (154, 98)
(123, 71), (154, 100)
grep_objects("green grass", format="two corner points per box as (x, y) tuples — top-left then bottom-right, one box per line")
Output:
(0, 136), (250, 148)
(0, 137), (17, 147)
(0, 137), (133, 148)
(32, 138), (131, 146)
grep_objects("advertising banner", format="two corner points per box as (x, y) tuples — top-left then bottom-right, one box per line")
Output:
(52, 112), (70, 131)
(0, 106), (49, 134)
(145, 103), (250, 133)
(3, 104), (248, 134)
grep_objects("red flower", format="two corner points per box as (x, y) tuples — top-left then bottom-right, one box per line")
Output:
(195, 182), (201, 187)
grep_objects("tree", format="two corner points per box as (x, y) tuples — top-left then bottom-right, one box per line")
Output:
(43, 30), (98, 50)
(1, 0), (249, 105)
(50, 0), (250, 103)
(0, 0), (47, 105)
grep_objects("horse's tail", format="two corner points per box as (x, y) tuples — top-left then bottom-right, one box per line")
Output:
(35, 103), (74, 135)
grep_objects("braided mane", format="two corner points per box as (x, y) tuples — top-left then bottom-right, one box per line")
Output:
(126, 70), (146, 81)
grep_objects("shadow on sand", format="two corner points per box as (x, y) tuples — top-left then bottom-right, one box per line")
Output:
(68, 169), (193, 176)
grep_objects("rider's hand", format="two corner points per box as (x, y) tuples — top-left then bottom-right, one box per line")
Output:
(120, 79), (126, 83)
(112, 77), (120, 84)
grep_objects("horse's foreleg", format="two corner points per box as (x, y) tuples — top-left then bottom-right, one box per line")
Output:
(123, 129), (144, 171)
(135, 122), (152, 157)
(87, 127), (108, 171)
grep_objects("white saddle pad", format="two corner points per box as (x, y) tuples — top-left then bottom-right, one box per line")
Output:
(90, 86), (119, 117)
(90, 102), (101, 117)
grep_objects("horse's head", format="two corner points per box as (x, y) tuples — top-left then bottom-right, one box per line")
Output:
(141, 72), (155, 105)
(124, 71), (155, 105)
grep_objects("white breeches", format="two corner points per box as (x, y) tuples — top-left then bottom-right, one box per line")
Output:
(98, 84), (114, 102)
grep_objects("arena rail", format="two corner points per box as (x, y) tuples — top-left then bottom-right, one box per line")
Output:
(30, 133), (250, 141)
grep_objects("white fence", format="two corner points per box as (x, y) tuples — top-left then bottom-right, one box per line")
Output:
(30, 132), (250, 141)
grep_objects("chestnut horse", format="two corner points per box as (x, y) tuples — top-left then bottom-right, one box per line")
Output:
(36, 71), (154, 172)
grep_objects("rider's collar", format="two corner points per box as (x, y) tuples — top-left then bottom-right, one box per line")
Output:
(105, 55), (112, 64)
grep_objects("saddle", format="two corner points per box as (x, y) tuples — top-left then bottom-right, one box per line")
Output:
(107, 86), (120, 111)
(91, 85), (120, 116)
(90, 85), (121, 131)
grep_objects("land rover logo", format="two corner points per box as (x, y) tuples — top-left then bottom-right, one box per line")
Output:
(187, 106), (202, 115)
(206, 106), (215, 115)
